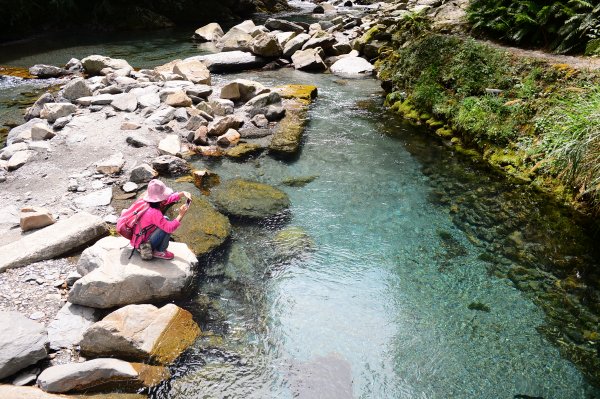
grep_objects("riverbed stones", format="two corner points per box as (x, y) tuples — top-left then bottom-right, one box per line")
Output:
(151, 155), (190, 177)
(212, 178), (290, 219)
(243, 91), (284, 120)
(302, 31), (337, 51)
(7, 118), (44, 145)
(216, 129), (240, 147)
(7, 150), (36, 171)
(47, 303), (100, 350)
(130, 164), (158, 183)
(74, 187), (113, 208)
(80, 304), (200, 364)
(283, 33), (311, 57)
(31, 123), (55, 141)
(62, 78), (93, 101)
(172, 60), (211, 85)
(40, 103), (77, 123)
(1, 143), (28, 160)
(0, 311), (48, 379)
(68, 236), (198, 308)
(126, 133), (154, 148)
(269, 99), (309, 156)
(37, 358), (169, 393)
(158, 135), (182, 157)
(0, 212), (108, 271)
(20, 206), (55, 232)
(165, 91), (192, 108)
(111, 93), (138, 112)
(265, 18), (305, 33)
(273, 226), (314, 258)
(330, 56), (375, 77)
(207, 115), (244, 136)
(291, 48), (327, 71)
(24, 93), (55, 121)
(193, 22), (224, 42)
(251, 32), (283, 57)
(147, 106), (176, 125)
(210, 99), (234, 116)
(220, 79), (269, 102)
(186, 51), (267, 72)
(28, 64), (66, 78)
(96, 152), (125, 175)
(165, 195), (231, 256)
(81, 55), (133, 76)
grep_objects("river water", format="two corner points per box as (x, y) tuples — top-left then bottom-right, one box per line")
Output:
(1, 6), (599, 399)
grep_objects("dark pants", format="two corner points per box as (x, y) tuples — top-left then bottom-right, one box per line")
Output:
(149, 228), (170, 252)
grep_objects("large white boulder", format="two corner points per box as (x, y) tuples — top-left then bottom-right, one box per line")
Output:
(193, 22), (224, 42)
(173, 60), (211, 85)
(250, 32), (283, 57)
(36, 358), (169, 393)
(158, 134), (182, 157)
(62, 78), (92, 101)
(111, 92), (138, 112)
(81, 55), (133, 75)
(291, 48), (327, 71)
(185, 51), (267, 72)
(68, 236), (198, 308)
(80, 304), (200, 364)
(0, 311), (48, 379)
(220, 79), (269, 102)
(0, 212), (108, 272)
(330, 56), (375, 78)
(283, 33), (311, 58)
(40, 103), (77, 123)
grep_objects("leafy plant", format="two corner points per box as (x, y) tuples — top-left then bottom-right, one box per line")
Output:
(467, 0), (599, 54)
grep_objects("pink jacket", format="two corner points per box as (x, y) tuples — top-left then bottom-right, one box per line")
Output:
(131, 193), (181, 248)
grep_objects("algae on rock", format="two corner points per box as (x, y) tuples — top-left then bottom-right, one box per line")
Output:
(167, 195), (231, 257)
(211, 178), (290, 219)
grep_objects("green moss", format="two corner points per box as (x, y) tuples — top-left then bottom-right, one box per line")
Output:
(435, 127), (454, 138)
(275, 84), (318, 103)
(468, 302), (491, 312)
(268, 99), (309, 157)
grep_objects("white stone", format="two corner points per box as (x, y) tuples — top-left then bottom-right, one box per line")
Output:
(111, 93), (138, 112)
(96, 152), (125, 175)
(8, 150), (36, 171)
(47, 303), (99, 350)
(74, 188), (113, 209)
(31, 123), (55, 141)
(40, 103), (77, 123)
(20, 206), (55, 232)
(0, 311), (48, 379)
(173, 60), (211, 85)
(68, 236), (198, 309)
(81, 55), (133, 75)
(122, 182), (138, 193)
(193, 22), (224, 42)
(330, 56), (375, 77)
(158, 135), (182, 157)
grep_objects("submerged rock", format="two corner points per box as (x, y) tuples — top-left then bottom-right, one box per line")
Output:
(211, 178), (290, 219)
(268, 99), (309, 157)
(166, 195), (231, 257)
(272, 226), (315, 257)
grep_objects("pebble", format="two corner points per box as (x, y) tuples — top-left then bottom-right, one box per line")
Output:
(52, 279), (64, 288)
(122, 182), (138, 193)
(29, 311), (44, 320)
(103, 214), (118, 224)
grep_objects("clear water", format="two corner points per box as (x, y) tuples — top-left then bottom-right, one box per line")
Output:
(1, 9), (599, 398)
(154, 70), (599, 399)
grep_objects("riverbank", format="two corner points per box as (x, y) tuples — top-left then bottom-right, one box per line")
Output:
(363, 1), (600, 216)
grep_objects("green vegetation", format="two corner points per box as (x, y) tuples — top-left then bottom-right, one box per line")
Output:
(376, 15), (600, 212)
(467, 0), (600, 54)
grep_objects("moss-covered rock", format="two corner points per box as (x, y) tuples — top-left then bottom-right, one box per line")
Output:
(167, 195), (231, 256)
(272, 226), (314, 258)
(275, 84), (318, 103)
(225, 143), (264, 159)
(268, 99), (309, 157)
(211, 178), (290, 219)
(280, 175), (319, 187)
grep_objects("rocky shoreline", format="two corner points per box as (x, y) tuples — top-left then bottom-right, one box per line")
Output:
(0, 1), (384, 396)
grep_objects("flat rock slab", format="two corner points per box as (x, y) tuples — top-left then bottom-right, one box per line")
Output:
(74, 188), (113, 209)
(0, 385), (145, 399)
(0, 212), (108, 272)
(68, 236), (197, 309)
(81, 303), (200, 364)
(211, 179), (290, 219)
(0, 311), (48, 379)
(47, 303), (100, 350)
(37, 358), (169, 393)
(185, 51), (267, 72)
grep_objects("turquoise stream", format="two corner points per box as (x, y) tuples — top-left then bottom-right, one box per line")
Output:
(1, 12), (599, 399)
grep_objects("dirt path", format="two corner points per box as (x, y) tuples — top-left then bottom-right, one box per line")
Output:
(483, 40), (600, 71)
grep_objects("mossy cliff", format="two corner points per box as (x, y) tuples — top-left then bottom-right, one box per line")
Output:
(368, 14), (600, 215)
